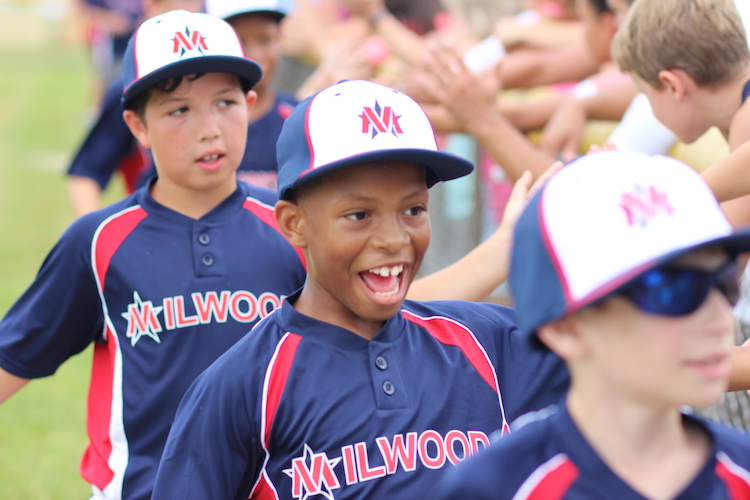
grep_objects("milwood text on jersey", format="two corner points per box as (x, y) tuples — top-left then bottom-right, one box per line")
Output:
(122, 289), (285, 346)
(282, 430), (490, 499)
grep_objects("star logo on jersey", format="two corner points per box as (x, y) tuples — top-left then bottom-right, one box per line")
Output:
(620, 184), (675, 228)
(172, 26), (208, 57)
(283, 444), (342, 499)
(360, 101), (403, 138)
(121, 291), (164, 347)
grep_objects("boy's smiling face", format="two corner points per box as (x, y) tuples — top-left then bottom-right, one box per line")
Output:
(283, 161), (431, 339)
(125, 72), (255, 212)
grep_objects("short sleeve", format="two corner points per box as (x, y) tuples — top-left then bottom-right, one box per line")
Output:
(0, 220), (103, 378)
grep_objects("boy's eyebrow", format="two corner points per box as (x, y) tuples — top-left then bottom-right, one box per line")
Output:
(340, 187), (428, 203)
(153, 86), (242, 107)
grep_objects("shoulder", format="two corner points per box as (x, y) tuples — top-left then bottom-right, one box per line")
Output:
(702, 417), (750, 466)
(60, 193), (142, 244)
(238, 181), (279, 208)
(434, 411), (559, 499)
(276, 90), (299, 108)
(402, 300), (517, 332)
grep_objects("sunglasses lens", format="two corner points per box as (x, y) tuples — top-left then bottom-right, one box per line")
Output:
(618, 262), (738, 316)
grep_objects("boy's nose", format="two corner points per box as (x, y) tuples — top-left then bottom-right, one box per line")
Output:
(198, 112), (221, 141)
(372, 217), (409, 252)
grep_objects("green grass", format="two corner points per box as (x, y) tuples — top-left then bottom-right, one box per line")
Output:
(0, 43), (126, 498)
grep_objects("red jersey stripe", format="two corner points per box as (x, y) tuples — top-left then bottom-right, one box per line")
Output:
(263, 332), (302, 447)
(83, 206), (147, 490)
(402, 310), (498, 391)
(716, 453), (750, 499)
(515, 454), (578, 500)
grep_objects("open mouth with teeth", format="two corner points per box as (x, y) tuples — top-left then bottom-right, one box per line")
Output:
(197, 152), (224, 171)
(360, 264), (405, 298)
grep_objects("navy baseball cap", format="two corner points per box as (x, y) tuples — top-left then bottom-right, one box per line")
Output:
(206, 0), (288, 21)
(276, 80), (475, 200)
(510, 151), (750, 343)
(122, 10), (263, 109)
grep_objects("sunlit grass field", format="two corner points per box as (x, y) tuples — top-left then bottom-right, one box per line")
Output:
(0, 37), (126, 498)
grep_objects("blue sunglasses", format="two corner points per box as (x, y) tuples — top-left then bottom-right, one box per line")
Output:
(614, 261), (739, 316)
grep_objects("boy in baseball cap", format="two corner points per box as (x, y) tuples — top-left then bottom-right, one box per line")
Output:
(151, 80), (569, 499)
(434, 151), (750, 499)
(0, 10), (310, 500)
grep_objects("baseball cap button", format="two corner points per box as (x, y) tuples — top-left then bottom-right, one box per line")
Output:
(202, 254), (215, 266)
(382, 381), (395, 395)
(375, 356), (388, 370)
(198, 233), (211, 245)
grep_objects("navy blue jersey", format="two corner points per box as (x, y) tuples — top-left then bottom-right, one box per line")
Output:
(434, 404), (750, 499)
(137, 91), (298, 190)
(0, 181), (306, 500)
(67, 76), (148, 192)
(152, 298), (569, 500)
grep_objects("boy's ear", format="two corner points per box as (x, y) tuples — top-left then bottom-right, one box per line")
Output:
(657, 69), (693, 101)
(123, 110), (152, 149)
(245, 90), (258, 114)
(275, 200), (308, 249)
(537, 316), (590, 362)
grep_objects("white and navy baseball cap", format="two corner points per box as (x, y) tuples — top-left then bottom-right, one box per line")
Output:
(276, 80), (475, 199)
(510, 151), (750, 340)
(206, 0), (288, 21)
(122, 10), (263, 109)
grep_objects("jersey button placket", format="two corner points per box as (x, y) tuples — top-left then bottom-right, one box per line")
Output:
(202, 254), (214, 267)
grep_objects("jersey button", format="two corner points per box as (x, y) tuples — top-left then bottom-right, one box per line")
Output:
(198, 233), (211, 245)
(202, 254), (214, 267)
(382, 381), (395, 395)
(375, 356), (388, 370)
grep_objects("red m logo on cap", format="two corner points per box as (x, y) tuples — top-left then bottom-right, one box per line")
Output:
(361, 101), (403, 138)
(173, 28), (208, 55)
(620, 185), (675, 227)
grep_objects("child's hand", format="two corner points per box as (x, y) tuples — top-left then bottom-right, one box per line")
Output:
(420, 42), (503, 134)
(540, 99), (586, 163)
(499, 161), (564, 237)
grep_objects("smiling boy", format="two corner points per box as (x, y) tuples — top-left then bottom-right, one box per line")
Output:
(151, 80), (569, 499)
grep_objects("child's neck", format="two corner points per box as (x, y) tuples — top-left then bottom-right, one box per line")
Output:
(150, 178), (238, 220)
(567, 388), (710, 500)
(248, 84), (276, 124)
(293, 284), (387, 341)
(701, 69), (750, 140)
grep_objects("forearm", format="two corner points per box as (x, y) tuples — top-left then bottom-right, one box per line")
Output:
(502, 95), (567, 132)
(501, 45), (600, 90)
(467, 108), (555, 181)
(0, 367), (30, 404)
(577, 83), (637, 121)
(68, 175), (103, 217)
(408, 228), (512, 302)
(703, 141), (750, 203)
(498, 20), (583, 51)
(423, 104), (466, 134)
(728, 345), (750, 391)
(371, 12), (429, 67)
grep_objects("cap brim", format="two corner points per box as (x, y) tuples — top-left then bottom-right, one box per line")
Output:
(281, 148), (474, 198)
(526, 226), (750, 350)
(123, 56), (262, 108)
(224, 10), (285, 22)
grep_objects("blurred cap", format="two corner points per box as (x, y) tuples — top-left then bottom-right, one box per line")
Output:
(510, 151), (750, 341)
